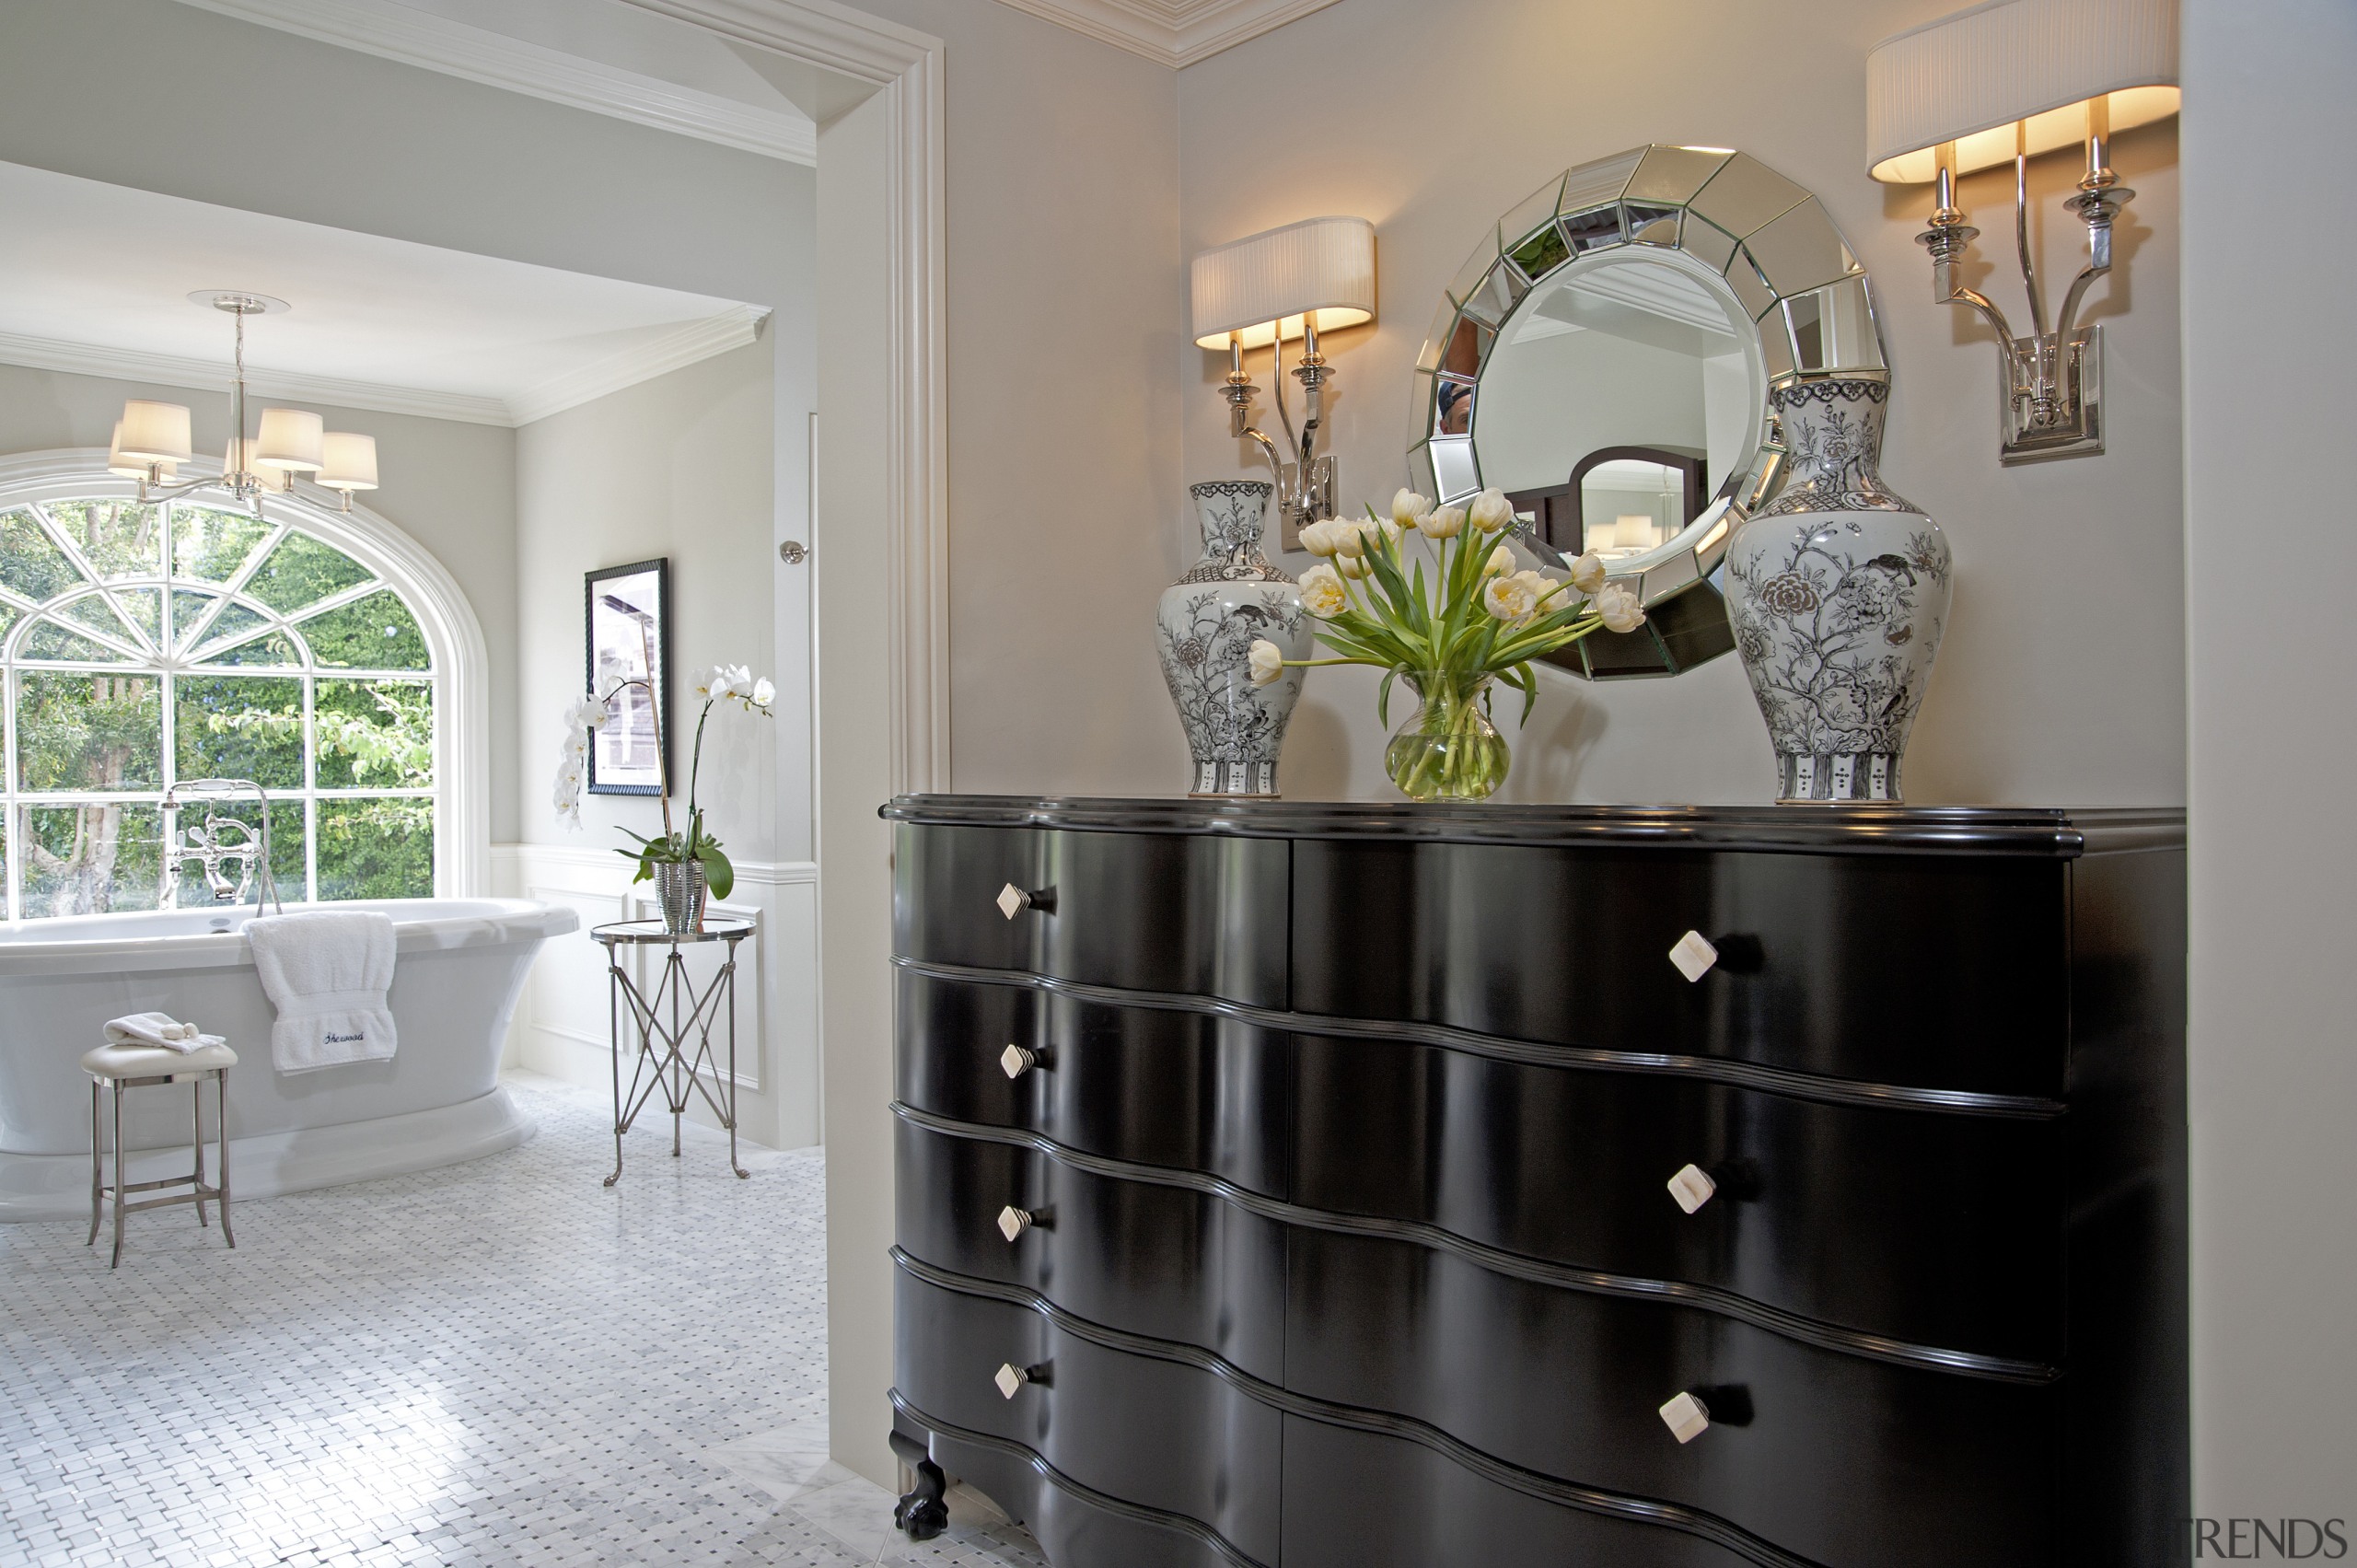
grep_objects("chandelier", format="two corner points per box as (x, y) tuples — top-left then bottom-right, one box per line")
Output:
(107, 292), (380, 515)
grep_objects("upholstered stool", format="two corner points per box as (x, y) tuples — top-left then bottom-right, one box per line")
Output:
(82, 1040), (236, 1268)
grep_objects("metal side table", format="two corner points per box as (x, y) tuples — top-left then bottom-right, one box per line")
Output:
(590, 918), (753, 1186)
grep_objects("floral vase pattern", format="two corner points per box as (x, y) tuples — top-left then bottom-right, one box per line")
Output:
(1723, 376), (1952, 802)
(1157, 481), (1312, 796)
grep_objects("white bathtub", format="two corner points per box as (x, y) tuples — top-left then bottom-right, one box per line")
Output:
(0, 898), (579, 1220)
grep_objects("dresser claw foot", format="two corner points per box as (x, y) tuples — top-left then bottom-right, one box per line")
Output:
(889, 1426), (948, 1539)
(893, 1460), (948, 1539)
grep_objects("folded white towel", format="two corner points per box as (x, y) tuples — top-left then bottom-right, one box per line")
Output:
(103, 1012), (215, 1052)
(244, 911), (398, 1074)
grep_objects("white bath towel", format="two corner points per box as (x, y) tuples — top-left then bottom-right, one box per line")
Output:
(102, 1012), (222, 1053)
(244, 911), (398, 1073)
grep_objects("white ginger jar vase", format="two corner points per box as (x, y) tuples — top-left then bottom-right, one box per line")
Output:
(1155, 481), (1313, 796)
(1724, 375), (1953, 803)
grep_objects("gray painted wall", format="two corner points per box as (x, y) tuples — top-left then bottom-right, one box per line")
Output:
(0, 360), (519, 836)
(514, 342), (778, 859)
(1178, 0), (2186, 808)
(2183, 0), (2357, 1524)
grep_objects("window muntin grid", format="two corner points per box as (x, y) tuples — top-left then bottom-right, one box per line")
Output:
(0, 491), (439, 919)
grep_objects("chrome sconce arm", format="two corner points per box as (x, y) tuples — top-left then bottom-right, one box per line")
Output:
(1915, 116), (2131, 463)
(1219, 322), (1340, 537)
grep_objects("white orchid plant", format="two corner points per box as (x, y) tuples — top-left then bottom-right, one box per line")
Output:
(554, 662), (774, 900)
(1249, 487), (1644, 798)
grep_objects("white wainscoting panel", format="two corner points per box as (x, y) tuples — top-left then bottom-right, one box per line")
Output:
(492, 842), (820, 1149)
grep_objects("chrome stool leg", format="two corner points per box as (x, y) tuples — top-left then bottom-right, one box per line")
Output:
(216, 1068), (234, 1249)
(110, 1081), (126, 1270)
(192, 1075), (208, 1229)
(86, 1079), (100, 1248)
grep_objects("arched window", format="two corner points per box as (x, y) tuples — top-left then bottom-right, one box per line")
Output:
(0, 459), (473, 918)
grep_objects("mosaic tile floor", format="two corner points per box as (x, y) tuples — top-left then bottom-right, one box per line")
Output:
(0, 1073), (1046, 1568)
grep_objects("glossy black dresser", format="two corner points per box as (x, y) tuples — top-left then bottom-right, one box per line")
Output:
(882, 796), (2187, 1568)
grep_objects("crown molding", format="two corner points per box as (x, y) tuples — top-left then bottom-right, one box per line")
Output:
(0, 331), (516, 425)
(171, 0), (817, 165)
(507, 304), (772, 424)
(985, 0), (1343, 68)
(0, 306), (772, 428)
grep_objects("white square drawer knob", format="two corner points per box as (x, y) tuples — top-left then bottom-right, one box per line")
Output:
(994, 1362), (1031, 1400)
(996, 883), (1028, 920)
(1000, 1044), (1039, 1079)
(997, 1205), (1033, 1242)
(1667, 1164), (1717, 1215)
(1668, 930), (1719, 983)
(1659, 1391), (1712, 1444)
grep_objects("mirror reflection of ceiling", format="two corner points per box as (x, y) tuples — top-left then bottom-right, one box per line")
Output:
(0, 160), (770, 427)
(1478, 250), (1760, 505)
(1509, 259), (1749, 360)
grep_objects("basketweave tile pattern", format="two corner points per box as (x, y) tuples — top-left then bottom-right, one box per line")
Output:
(0, 1074), (1043, 1568)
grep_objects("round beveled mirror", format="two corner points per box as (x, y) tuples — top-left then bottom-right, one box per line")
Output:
(1410, 145), (1889, 678)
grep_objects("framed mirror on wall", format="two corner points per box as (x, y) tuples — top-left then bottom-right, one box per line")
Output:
(1411, 145), (1888, 679)
(585, 557), (671, 796)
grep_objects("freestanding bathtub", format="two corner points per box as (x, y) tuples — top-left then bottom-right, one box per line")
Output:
(0, 898), (578, 1221)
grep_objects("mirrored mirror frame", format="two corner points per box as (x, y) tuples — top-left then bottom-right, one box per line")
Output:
(1409, 145), (1891, 678)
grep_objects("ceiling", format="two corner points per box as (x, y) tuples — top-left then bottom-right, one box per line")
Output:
(0, 161), (769, 428)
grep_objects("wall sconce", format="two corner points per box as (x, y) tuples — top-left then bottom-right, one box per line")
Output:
(1190, 216), (1376, 536)
(1867, 0), (2178, 463)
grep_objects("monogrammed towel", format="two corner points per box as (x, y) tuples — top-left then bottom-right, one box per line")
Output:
(244, 911), (397, 1073)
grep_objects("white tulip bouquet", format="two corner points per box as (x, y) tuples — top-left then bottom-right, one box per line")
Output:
(1250, 487), (1643, 800)
(554, 662), (774, 900)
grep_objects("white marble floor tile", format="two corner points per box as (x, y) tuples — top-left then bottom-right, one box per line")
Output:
(0, 1072), (1042, 1567)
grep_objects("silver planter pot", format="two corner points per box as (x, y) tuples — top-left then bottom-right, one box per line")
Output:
(655, 860), (708, 934)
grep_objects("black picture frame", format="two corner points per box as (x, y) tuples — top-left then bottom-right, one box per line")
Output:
(585, 558), (672, 796)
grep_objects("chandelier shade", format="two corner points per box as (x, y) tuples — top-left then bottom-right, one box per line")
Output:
(117, 400), (193, 465)
(254, 407), (325, 472)
(109, 421), (177, 482)
(318, 432), (379, 493)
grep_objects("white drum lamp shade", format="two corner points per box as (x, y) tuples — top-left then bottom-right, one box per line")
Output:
(253, 407), (324, 472)
(109, 422), (176, 481)
(319, 432), (379, 492)
(1867, 0), (2179, 183)
(1191, 216), (1376, 350)
(117, 400), (193, 464)
(226, 437), (293, 494)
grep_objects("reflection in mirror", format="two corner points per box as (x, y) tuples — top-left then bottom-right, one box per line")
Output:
(1477, 249), (1762, 569)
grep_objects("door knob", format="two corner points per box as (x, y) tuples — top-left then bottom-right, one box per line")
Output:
(778, 540), (809, 564)
(1668, 930), (1719, 982)
(1659, 1390), (1712, 1444)
(1000, 1044), (1050, 1079)
(994, 1361), (1048, 1400)
(995, 882), (1057, 920)
(1667, 1164), (1717, 1214)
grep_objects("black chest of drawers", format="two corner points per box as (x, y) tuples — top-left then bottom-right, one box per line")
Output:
(883, 796), (2187, 1568)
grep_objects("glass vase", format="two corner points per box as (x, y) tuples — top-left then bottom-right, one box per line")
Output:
(1383, 674), (1510, 802)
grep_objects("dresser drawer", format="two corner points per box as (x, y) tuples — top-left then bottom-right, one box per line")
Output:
(1293, 1033), (2064, 1362)
(895, 970), (1290, 1195)
(895, 824), (1288, 1005)
(1280, 1416), (1769, 1568)
(894, 1119), (1286, 1381)
(1293, 840), (2070, 1098)
(894, 1264), (1282, 1567)
(1287, 1227), (2061, 1568)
